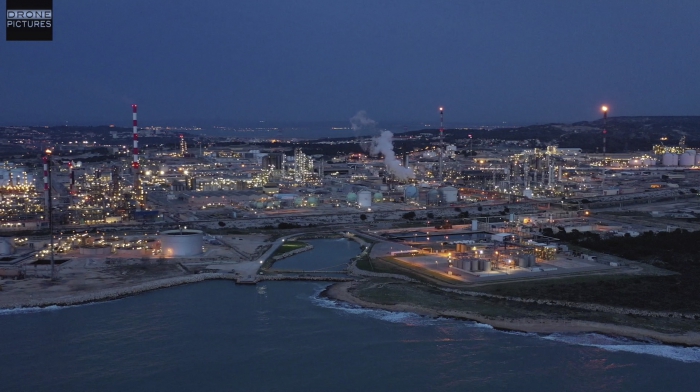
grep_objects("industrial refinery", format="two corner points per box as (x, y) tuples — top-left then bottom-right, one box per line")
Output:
(1, 106), (700, 287)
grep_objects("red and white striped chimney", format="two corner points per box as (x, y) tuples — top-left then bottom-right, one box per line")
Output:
(132, 104), (139, 170)
(43, 155), (49, 207)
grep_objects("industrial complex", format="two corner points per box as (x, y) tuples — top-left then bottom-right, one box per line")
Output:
(1, 106), (700, 288)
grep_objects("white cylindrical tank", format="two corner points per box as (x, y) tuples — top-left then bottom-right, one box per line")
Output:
(0, 238), (14, 255)
(643, 158), (655, 166)
(518, 257), (529, 268)
(440, 186), (458, 203)
(687, 150), (697, 156)
(662, 153), (679, 166)
(680, 153), (694, 166)
(628, 158), (642, 167)
(373, 192), (383, 203)
(470, 259), (480, 272)
(523, 188), (534, 198)
(160, 230), (203, 257)
(358, 190), (372, 208)
(696, 155), (700, 166)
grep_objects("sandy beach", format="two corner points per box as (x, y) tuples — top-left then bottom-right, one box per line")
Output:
(325, 281), (700, 347)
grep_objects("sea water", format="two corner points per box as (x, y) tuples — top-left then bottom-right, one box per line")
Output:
(0, 239), (698, 391)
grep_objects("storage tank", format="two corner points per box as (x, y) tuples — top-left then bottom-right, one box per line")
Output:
(255, 201), (264, 209)
(695, 155), (700, 166)
(687, 150), (697, 156)
(662, 153), (679, 166)
(518, 256), (529, 268)
(404, 185), (418, 200)
(347, 192), (358, 203)
(628, 158), (642, 167)
(0, 238), (14, 255)
(680, 153), (694, 166)
(440, 186), (458, 203)
(426, 189), (440, 205)
(160, 229), (203, 257)
(528, 254), (536, 266)
(373, 192), (383, 203)
(307, 196), (319, 207)
(483, 260), (492, 271)
(357, 190), (372, 208)
(470, 259), (480, 272)
(643, 158), (656, 166)
(293, 197), (304, 207)
(523, 188), (534, 198)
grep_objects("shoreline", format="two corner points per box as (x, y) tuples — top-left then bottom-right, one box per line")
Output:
(0, 274), (356, 311)
(323, 281), (700, 347)
(0, 274), (236, 310)
(4, 274), (699, 348)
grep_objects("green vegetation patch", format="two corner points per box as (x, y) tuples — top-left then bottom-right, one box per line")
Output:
(352, 280), (700, 334)
(271, 241), (308, 257)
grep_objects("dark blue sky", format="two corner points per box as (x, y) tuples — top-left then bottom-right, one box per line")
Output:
(2, 0), (699, 126)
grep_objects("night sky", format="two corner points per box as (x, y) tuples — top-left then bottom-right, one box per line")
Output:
(2, 0), (699, 126)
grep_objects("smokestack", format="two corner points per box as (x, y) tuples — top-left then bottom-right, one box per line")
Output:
(439, 107), (444, 181)
(132, 104), (142, 208)
(43, 155), (49, 208)
(602, 105), (609, 161)
(132, 104), (139, 170)
(68, 161), (75, 194)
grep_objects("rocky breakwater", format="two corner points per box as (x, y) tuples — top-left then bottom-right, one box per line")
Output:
(2, 273), (235, 310)
(270, 245), (314, 261)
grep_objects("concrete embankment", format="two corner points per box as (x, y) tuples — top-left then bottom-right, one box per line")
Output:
(260, 275), (354, 282)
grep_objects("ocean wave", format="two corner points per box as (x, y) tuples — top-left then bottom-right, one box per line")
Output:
(0, 298), (117, 316)
(311, 286), (700, 363)
(0, 305), (64, 316)
(542, 333), (700, 363)
(311, 287), (491, 328)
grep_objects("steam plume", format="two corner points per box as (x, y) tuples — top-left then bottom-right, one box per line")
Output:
(350, 110), (376, 132)
(371, 130), (415, 181)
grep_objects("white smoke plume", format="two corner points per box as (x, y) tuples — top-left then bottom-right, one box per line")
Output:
(370, 130), (415, 181)
(350, 110), (376, 132)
